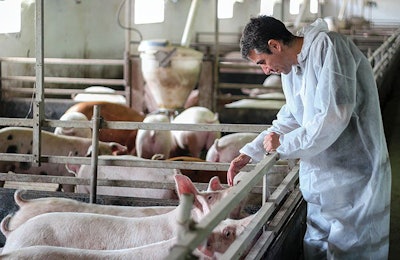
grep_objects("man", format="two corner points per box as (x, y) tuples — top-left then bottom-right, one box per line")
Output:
(227, 16), (391, 259)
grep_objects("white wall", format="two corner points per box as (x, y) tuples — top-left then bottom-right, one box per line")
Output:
(0, 0), (399, 83)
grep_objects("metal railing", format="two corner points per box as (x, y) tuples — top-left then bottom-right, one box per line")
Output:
(0, 56), (128, 101)
(368, 27), (400, 82)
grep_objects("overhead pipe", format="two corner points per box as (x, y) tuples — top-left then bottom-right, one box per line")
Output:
(338, 0), (350, 21)
(181, 0), (201, 47)
(294, 0), (310, 29)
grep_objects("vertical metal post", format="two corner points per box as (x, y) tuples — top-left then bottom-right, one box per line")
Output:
(212, 0), (219, 112)
(0, 61), (3, 102)
(262, 174), (269, 206)
(169, 193), (194, 259)
(33, 0), (45, 167)
(176, 193), (194, 241)
(124, 0), (132, 107)
(89, 105), (101, 204)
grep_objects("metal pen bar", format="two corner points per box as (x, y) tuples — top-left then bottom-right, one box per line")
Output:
(0, 76), (125, 86)
(165, 153), (278, 259)
(0, 57), (124, 65)
(33, 0), (44, 167)
(89, 105), (101, 203)
(44, 119), (269, 133)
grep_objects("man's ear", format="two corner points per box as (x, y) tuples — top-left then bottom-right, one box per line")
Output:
(267, 39), (282, 53)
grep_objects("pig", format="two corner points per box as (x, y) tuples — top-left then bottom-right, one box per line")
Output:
(184, 89), (199, 108)
(224, 90), (286, 112)
(75, 155), (177, 199)
(135, 113), (175, 159)
(241, 74), (282, 96)
(6, 189), (175, 231)
(0, 214), (254, 260)
(53, 111), (92, 138)
(64, 101), (145, 155)
(205, 132), (258, 163)
(206, 176), (248, 219)
(171, 106), (221, 158)
(199, 214), (255, 258)
(0, 239), (215, 260)
(0, 174), (236, 251)
(0, 127), (127, 192)
(72, 86), (127, 105)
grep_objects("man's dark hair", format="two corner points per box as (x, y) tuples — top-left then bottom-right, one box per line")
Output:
(240, 16), (295, 58)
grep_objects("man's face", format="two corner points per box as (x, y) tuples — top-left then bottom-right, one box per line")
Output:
(247, 41), (293, 75)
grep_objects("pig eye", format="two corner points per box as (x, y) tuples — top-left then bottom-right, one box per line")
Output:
(224, 228), (235, 239)
(207, 195), (213, 201)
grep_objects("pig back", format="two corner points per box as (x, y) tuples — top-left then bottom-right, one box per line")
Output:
(65, 101), (145, 154)
(206, 132), (258, 163)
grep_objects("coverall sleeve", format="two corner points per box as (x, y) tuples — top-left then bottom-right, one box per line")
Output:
(277, 38), (357, 159)
(240, 104), (300, 163)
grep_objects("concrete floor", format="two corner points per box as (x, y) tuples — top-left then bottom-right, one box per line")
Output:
(382, 63), (400, 260)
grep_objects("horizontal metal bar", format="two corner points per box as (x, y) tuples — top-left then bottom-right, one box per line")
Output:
(267, 165), (299, 205)
(219, 62), (260, 70)
(244, 188), (303, 260)
(0, 118), (270, 133)
(44, 119), (270, 133)
(166, 154), (279, 259)
(1, 87), (126, 96)
(0, 172), (206, 190)
(223, 187), (301, 259)
(0, 57), (124, 65)
(0, 153), (258, 172)
(220, 201), (276, 260)
(0, 118), (34, 127)
(1, 76), (125, 86)
(218, 82), (282, 90)
(218, 95), (285, 102)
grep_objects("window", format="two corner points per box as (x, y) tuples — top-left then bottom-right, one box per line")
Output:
(218, 0), (242, 19)
(289, 0), (318, 15)
(134, 0), (164, 24)
(0, 0), (21, 34)
(260, 0), (279, 16)
(310, 0), (318, 14)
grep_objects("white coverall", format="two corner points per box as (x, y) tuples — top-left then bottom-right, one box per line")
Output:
(240, 19), (391, 259)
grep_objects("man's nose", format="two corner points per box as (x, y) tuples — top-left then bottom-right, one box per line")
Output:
(261, 65), (271, 75)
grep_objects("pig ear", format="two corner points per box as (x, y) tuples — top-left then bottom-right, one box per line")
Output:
(207, 176), (224, 191)
(110, 143), (128, 155)
(150, 130), (156, 139)
(174, 174), (199, 197)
